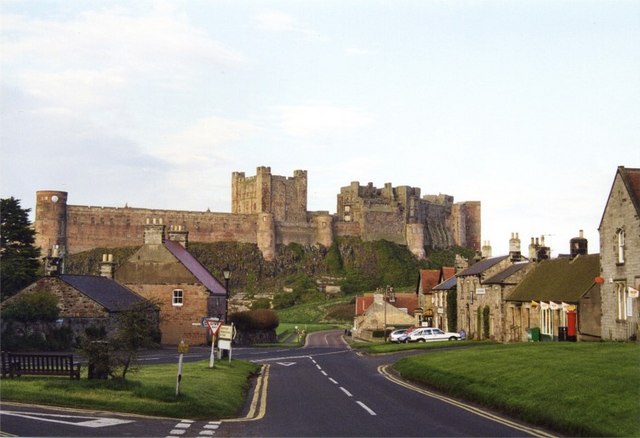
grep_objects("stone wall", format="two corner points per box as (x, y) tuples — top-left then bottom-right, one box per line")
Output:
(599, 168), (640, 341)
(35, 166), (481, 261)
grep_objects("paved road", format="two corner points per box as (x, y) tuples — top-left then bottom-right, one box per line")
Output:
(0, 331), (555, 437)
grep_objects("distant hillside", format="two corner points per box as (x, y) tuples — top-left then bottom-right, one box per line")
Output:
(65, 238), (475, 297)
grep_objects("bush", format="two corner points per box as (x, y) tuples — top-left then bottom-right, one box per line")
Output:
(229, 309), (279, 331)
(250, 298), (272, 310)
(1, 291), (59, 322)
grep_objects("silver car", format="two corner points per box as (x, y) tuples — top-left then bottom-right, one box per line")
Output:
(406, 327), (461, 342)
(389, 329), (409, 343)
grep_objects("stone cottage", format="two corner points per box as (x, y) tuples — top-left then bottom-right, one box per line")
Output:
(507, 253), (601, 342)
(115, 220), (227, 345)
(2, 274), (154, 342)
(353, 292), (417, 340)
(599, 166), (640, 341)
(416, 267), (455, 329)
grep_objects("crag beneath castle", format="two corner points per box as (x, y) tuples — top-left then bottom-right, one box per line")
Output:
(35, 166), (480, 261)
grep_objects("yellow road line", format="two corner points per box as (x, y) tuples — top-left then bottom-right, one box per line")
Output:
(224, 364), (270, 423)
(378, 365), (556, 438)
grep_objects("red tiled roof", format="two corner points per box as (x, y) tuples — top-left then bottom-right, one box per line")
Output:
(355, 293), (419, 315)
(418, 270), (440, 294)
(442, 267), (456, 281)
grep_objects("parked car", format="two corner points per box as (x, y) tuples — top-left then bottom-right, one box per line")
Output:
(389, 329), (409, 343)
(406, 327), (461, 342)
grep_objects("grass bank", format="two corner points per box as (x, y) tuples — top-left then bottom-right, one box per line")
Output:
(0, 359), (260, 420)
(393, 342), (640, 437)
(353, 339), (495, 354)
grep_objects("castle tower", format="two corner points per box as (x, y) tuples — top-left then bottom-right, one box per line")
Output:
(257, 213), (276, 261)
(35, 190), (68, 258)
(314, 212), (334, 248)
(406, 223), (426, 259)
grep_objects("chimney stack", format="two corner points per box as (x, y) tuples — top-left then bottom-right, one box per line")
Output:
(509, 232), (522, 261)
(100, 253), (115, 279)
(167, 225), (189, 249)
(144, 218), (165, 245)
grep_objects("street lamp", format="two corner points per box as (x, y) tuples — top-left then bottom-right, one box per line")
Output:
(222, 265), (231, 323)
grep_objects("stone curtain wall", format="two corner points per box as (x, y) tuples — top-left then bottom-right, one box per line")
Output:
(35, 167), (480, 260)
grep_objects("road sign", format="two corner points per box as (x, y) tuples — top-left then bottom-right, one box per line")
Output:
(219, 325), (233, 340)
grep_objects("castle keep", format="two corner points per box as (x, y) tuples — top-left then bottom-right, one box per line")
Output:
(35, 166), (481, 261)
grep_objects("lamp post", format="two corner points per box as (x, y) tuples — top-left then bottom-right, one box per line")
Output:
(222, 265), (231, 323)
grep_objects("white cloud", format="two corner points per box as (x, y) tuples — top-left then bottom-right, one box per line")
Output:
(345, 47), (374, 56)
(272, 103), (371, 138)
(254, 9), (325, 41)
(159, 116), (260, 165)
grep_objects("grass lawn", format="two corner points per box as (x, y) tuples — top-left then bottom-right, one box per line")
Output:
(0, 359), (260, 420)
(353, 339), (495, 353)
(393, 342), (640, 437)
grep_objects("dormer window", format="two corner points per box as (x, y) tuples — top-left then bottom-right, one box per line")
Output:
(616, 228), (625, 264)
(172, 289), (184, 306)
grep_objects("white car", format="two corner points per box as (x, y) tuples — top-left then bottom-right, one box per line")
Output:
(406, 327), (461, 342)
(389, 329), (409, 343)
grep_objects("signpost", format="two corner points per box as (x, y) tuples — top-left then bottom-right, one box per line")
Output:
(176, 340), (189, 396)
(204, 318), (222, 368)
(217, 324), (234, 363)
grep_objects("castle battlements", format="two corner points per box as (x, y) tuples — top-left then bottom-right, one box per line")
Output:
(35, 167), (480, 261)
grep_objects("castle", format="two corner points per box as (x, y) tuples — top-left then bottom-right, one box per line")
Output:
(34, 166), (481, 261)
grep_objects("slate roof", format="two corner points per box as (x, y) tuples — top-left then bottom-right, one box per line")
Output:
(507, 254), (600, 302)
(484, 262), (531, 284)
(60, 275), (145, 312)
(164, 240), (227, 296)
(433, 275), (457, 291)
(599, 166), (640, 229)
(457, 255), (509, 277)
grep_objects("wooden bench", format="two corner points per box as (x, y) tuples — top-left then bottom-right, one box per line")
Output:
(1, 352), (81, 379)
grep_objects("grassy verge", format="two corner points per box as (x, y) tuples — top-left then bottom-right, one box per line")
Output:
(393, 342), (640, 437)
(0, 359), (260, 420)
(353, 339), (494, 354)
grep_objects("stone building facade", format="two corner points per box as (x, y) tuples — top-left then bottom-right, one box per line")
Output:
(115, 220), (227, 345)
(35, 166), (480, 262)
(599, 166), (640, 341)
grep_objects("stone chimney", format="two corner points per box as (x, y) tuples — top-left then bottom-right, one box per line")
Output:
(481, 240), (492, 258)
(167, 225), (189, 249)
(43, 245), (62, 276)
(144, 218), (165, 245)
(509, 232), (522, 261)
(100, 253), (115, 279)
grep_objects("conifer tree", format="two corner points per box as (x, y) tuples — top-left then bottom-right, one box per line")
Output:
(1, 197), (40, 300)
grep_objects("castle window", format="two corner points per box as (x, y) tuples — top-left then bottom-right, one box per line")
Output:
(616, 229), (625, 264)
(172, 289), (184, 307)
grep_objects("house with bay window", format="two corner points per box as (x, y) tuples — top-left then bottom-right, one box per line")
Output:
(598, 166), (640, 341)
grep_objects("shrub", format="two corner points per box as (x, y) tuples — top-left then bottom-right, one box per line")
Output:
(1, 291), (59, 322)
(229, 309), (279, 331)
(250, 298), (271, 310)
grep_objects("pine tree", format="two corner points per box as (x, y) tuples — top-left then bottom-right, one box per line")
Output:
(1, 197), (40, 300)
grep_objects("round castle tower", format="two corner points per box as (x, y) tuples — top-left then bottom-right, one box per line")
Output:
(35, 190), (68, 257)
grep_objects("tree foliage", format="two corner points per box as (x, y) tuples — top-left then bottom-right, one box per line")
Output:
(1, 197), (40, 300)
(1, 290), (59, 322)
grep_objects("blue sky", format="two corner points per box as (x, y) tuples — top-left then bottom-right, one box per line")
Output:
(1, 1), (639, 256)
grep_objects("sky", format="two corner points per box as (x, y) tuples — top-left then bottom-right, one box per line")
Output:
(1, 0), (639, 257)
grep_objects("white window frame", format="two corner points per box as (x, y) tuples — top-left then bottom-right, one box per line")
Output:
(541, 306), (553, 336)
(616, 282), (628, 320)
(617, 229), (625, 264)
(172, 289), (184, 307)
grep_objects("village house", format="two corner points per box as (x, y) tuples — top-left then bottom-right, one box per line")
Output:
(114, 219), (227, 345)
(456, 253), (514, 340)
(507, 253), (601, 342)
(598, 166), (640, 341)
(416, 267), (456, 329)
(2, 271), (156, 343)
(353, 291), (418, 340)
